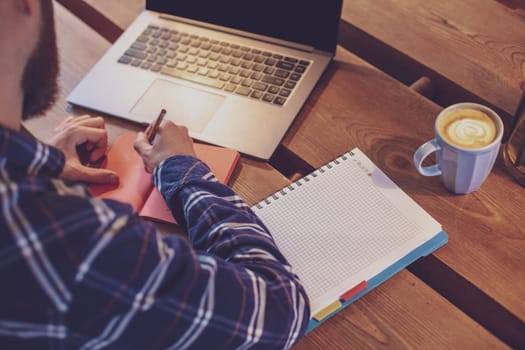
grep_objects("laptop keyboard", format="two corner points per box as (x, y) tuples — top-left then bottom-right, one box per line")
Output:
(117, 25), (311, 106)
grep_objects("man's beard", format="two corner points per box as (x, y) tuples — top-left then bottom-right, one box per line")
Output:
(21, 1), (59, 120)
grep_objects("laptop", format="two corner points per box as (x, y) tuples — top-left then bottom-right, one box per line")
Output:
(67, 0), (343, 159)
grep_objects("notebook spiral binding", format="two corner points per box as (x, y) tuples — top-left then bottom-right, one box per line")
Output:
(254, 150), (355, 210)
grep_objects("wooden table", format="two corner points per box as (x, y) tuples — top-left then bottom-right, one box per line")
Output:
(24, 1), (524, 348)
(339, 0), (525, 123)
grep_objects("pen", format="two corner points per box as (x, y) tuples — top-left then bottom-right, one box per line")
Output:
(148, 108), (167, 144)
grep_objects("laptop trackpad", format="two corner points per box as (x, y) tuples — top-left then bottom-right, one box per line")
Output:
(130, 79), (225, 133)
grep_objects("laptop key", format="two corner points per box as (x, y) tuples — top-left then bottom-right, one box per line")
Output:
(279, 89), (291, 97)
(252, 82), (268, 91)
(208, 71), (220, 79)
(268, 86), (280, 94)
(274, 69), (290, 79)
(219, 73), (232, 82)
(241, 79), (253, 87)
(229, 67), (240, 75)
(251, 91), (263, 100)
(274, 97), (287, 105)
(295, 65), (306, 73)
(276, 61), (294, 70)
(176, 62), (188, 70)
(241, 61), (253, 69)
(240, 69), (251, 78)
(252, 64), (264, 72)
(289, 73), (301, 81)
(235, 87), (251, 96)
(198, 67), (209, 76)
(261, 75), (285, 86)
(251, 72), (262, 80)
(262, 93), (275, 102)
(131, 38), (148, 51)
(224, 84), (237, 92)
(124, 49), (147, 60)
(283, 81), (296, 89)
(118, 56), (132, 65)
(264, 58), (277, 66)
(209, 53), (220, 61)
(263, 67), (275, 75)
(160, 68), (226, 89)
(187, 65), (198, 73)
(231, 76), (242, 84)
(232, 51), (244, 58)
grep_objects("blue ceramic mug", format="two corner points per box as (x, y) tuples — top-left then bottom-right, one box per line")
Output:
(414, 103), (504, 194)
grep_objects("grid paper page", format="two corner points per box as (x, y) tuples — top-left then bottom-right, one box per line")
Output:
(252, 149), (441, 314)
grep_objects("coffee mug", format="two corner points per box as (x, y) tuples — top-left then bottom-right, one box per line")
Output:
(413, 102), (504, 194)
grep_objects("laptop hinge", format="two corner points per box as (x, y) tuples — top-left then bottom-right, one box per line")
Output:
(158, 14), (316, 53)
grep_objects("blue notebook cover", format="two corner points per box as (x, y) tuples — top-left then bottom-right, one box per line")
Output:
(306, 230), (448, 332)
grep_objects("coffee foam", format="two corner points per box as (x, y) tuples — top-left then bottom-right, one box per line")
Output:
(438, 109), (497, 149)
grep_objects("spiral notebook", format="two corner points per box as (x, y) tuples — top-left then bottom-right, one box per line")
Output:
(251, 148), (448, 331)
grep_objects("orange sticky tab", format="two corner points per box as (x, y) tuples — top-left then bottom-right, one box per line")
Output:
(340, 281), (368, 302)
(313, 300), (342, 322)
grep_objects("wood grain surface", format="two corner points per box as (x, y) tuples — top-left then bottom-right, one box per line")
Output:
(340, 0), (525, 118)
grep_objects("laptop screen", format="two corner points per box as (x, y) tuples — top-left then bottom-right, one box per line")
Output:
(146, 0), (342, 53)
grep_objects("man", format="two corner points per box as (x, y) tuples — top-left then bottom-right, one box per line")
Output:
(0, 1), (310, 348)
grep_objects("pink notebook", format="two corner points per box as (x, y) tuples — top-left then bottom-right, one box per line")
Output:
(90, 133), (240, 224)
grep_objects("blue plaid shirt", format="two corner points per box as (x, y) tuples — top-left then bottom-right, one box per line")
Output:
(0, 126), (309, 349)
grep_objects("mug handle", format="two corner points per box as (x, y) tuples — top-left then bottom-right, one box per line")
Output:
(413, 139), (442, 176)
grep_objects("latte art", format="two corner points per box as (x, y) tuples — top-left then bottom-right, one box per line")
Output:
(438, 109), (497, 149)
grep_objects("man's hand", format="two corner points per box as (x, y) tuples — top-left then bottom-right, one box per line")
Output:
(47, 115), (119, 184)
(134, 121), (197, 173)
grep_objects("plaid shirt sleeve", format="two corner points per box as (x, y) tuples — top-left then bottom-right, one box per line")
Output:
(64, 155), (310, 349)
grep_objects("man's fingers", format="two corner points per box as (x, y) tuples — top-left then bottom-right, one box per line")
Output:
(71, 116), (105, 129)
(54, 115), (104, 132)
(134, 132), (151, 155)
(63, 163), (119, 185)
(69, 125), (109, 151)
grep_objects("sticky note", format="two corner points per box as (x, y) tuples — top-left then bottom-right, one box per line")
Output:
(313, 300), (342, 321)
(340, 281), (368, 302)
